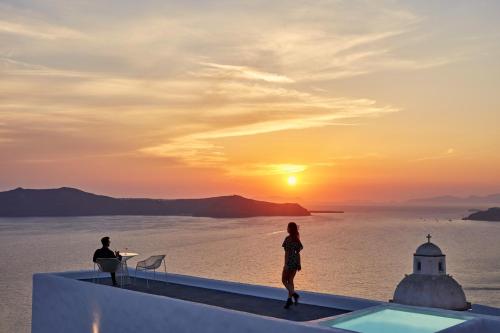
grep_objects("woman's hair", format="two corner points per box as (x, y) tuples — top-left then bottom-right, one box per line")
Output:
(287, 222), (299, 240)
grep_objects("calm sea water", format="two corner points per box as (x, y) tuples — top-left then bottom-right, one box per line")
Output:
(1, 207), (499, 332)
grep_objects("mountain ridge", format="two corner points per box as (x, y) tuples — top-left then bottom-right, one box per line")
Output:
(0, 187), (310, 218)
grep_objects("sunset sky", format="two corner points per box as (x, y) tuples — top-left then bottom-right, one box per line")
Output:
(1, 1), (499, 205)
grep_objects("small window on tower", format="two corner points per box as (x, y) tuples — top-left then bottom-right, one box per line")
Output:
(439, 262), (443, 272)
(417, 262), (421, 271)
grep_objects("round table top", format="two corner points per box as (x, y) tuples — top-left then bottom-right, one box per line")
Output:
(119, 252), (139, 259)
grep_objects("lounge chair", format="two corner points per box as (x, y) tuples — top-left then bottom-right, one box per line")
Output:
(94, 258), (123, 287)
(135, 255), (166, 287)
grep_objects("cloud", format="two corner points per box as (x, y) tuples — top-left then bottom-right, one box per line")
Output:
(140, 138), (226, 167)
(0, 0), (467, 168)
(139, 81), (398, 166)
(0, 121), (12, 144)
(1, 53), (399, 166)
(0, 58), (95, 78)
(0, 19), (84, 40)
(413, 148), (457, 162)
(197, 62), (294, 83)
(224, 163), (308, 177)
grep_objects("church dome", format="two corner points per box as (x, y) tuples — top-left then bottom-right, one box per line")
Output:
(393, 274), (469, 310)
(393, 234), (469, 310)
(415, 242), (443, 256)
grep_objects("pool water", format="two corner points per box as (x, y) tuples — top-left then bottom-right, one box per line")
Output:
(328, 308), (466, 333)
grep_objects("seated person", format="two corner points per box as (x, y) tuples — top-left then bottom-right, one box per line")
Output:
(93, 236), (122, 286)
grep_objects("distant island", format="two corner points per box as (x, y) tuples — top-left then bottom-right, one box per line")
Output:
(0, 187), (310, 218)
(463, 207), (500, 222)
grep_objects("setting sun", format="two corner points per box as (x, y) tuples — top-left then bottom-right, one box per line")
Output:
(287, 176), (297, 186)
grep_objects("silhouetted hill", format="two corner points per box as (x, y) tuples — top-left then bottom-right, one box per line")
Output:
(0, 187), (310, 218)
(463, 208), (500, 222)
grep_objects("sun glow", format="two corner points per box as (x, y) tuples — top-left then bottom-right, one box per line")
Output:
(287, 175), (297, 186)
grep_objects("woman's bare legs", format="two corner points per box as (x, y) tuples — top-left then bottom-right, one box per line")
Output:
(281, 267), (289, 292)
(287, 269), (297, 297)
(282, 268), (297, 297)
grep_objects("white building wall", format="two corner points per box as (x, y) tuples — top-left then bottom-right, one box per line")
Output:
(32, 273), (351, 333)
(32, 271), (500, 333)
(413, 255), (446, 275)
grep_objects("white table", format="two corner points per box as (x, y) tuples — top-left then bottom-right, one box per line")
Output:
(119, 252), (138, 284)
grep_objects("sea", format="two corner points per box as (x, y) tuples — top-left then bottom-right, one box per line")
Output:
(1, 206), (499, 332)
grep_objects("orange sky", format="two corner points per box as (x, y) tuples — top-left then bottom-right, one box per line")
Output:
(1, 1), (500, 206)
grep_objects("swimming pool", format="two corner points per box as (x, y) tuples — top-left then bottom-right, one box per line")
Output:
(323, 307), (468, 333)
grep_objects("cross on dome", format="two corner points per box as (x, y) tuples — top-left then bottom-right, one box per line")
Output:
(426, 234), (432, 243)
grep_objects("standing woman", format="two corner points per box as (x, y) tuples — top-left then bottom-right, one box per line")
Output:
(282, 222), (303, 309)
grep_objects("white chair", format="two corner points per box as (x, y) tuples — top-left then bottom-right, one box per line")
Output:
(135, 255), (166, 287)
(94, 258), (123, 287)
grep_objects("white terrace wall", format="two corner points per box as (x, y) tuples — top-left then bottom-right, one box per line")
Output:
(32, 273), (344, 333)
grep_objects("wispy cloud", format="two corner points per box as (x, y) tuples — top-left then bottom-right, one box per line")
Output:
(140, 138), (226, 167)
(0, 0), (473, 169)
(197, 62), (294, 83)
(0, 19), (84, 40)
(0, 58), (94, 78)
(139, 85), (398, 166)
(222, 163), (308, 177)
(413, 148), (457, 162)
(0, 122), (12, 144)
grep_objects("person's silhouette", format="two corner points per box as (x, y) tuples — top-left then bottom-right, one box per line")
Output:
(282, 222), (303, 309)
(92, 236), (122, 286)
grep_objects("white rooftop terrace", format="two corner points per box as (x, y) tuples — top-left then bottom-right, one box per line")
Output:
(32, 270), (500, 333)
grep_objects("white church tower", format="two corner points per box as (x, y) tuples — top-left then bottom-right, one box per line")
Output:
(393, 234), (470, 310)
(413, 234), (446, 275)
